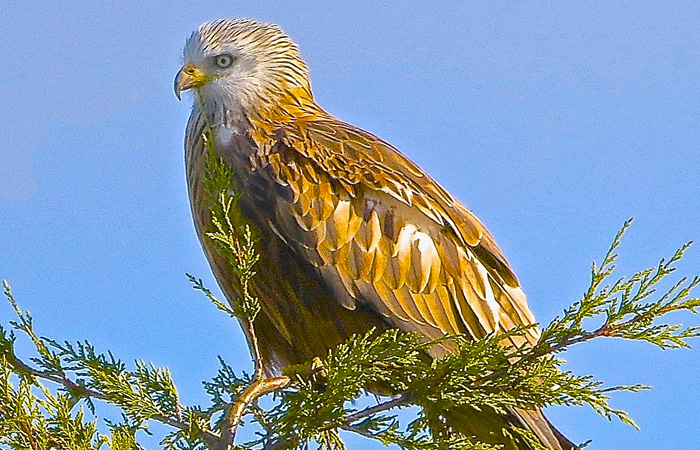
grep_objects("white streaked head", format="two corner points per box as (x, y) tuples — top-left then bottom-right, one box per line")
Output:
(174, 18), (312, 123)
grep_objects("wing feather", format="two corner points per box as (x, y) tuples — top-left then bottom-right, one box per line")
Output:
(256, 117), (538, 346)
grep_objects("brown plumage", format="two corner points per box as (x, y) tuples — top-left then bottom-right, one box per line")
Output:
(175, 18), (574, 449)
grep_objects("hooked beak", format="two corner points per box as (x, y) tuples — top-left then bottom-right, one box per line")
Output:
(174, 64), (209, 100)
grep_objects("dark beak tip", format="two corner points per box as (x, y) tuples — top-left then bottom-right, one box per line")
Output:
(174, 68), (184, 101)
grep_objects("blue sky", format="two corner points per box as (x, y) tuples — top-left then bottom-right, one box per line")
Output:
(1, 2), (699, 449)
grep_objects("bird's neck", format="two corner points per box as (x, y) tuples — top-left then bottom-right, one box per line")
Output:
(200, 83), (327, 145)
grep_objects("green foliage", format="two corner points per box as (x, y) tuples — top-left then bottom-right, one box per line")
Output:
(539, 219), (700, 352)
(0, 357), (102, 450)
(192, 130), (260, 322)
(1, 145), (698, 449)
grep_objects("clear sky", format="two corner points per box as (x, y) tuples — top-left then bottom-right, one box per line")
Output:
(1, 2), (699, 449)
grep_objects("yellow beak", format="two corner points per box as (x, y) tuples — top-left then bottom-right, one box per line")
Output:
(174, 64), (209, 100)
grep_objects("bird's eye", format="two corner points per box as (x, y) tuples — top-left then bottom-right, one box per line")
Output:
(214, 53), (235, 68)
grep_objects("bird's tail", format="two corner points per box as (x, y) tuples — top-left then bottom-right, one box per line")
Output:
(439, 405), (576, 450)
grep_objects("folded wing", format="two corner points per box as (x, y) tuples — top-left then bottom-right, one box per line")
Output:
(258, 117), (539, 352)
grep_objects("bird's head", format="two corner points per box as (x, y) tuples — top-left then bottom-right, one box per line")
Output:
(174, 18), (313, 124)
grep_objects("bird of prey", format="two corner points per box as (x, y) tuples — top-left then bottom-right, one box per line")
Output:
(175, 18), (574, 450)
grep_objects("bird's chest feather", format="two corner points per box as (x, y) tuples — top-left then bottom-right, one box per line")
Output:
(210, 125), (297, 227)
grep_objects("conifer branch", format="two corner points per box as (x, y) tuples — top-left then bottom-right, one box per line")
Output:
(3, 214), (698, 449)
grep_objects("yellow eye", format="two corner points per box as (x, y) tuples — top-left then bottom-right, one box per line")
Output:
(215, 53), (235, 68)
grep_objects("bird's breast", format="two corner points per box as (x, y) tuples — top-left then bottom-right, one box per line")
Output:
(213, 124), (250, 155)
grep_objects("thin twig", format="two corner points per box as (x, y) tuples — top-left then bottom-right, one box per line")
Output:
(343, 393), (416, 425)
(246, 319), (265, 380)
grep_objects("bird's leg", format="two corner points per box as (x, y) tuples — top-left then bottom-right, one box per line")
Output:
(217, 374), (292, 450)
(215, 314), (293, 449)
